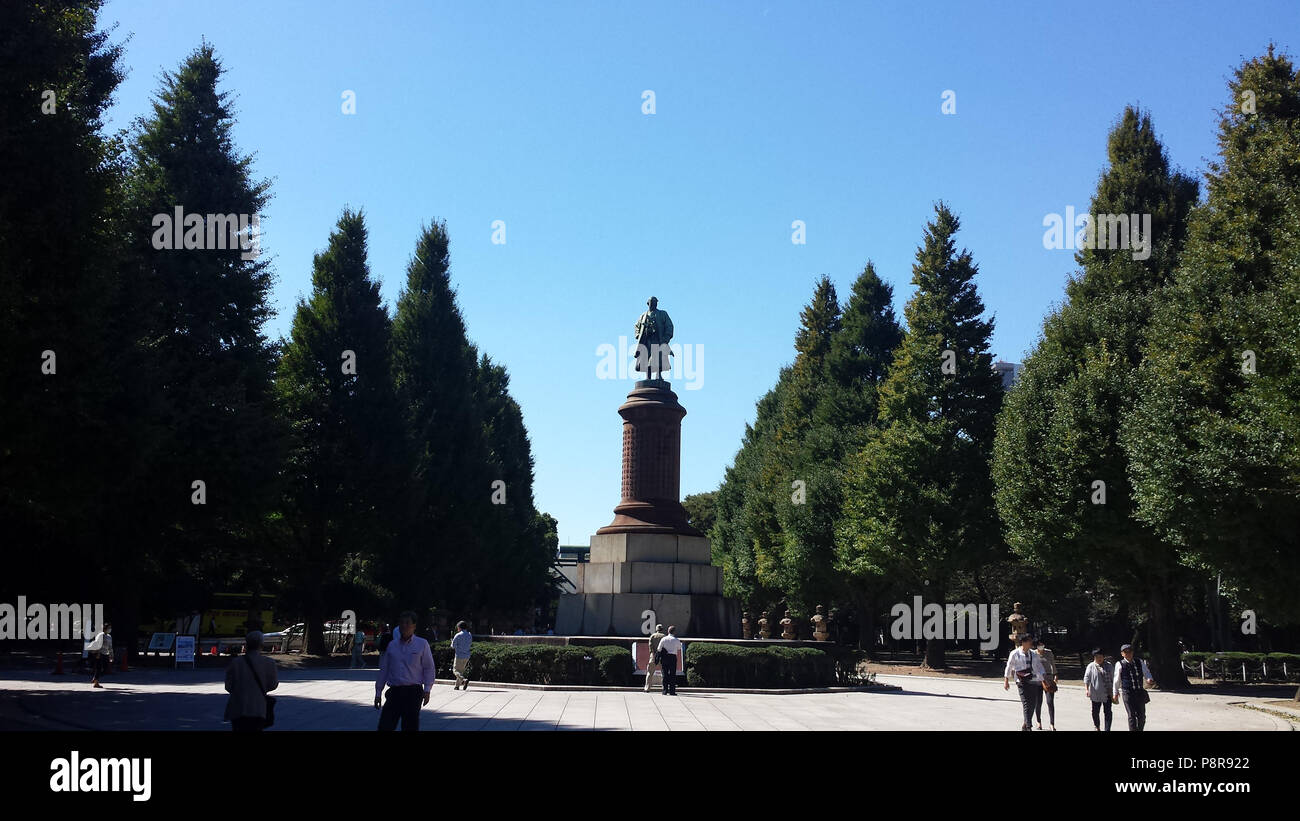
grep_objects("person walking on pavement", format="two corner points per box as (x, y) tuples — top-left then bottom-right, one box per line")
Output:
(224, 631), (279, 732)
(351, 625), (366, 669)
(87, 621), (113, 688)
(1084, 648), (1114, 731)
(645, 624), (666, 692)
(1113, 643), (1154, 732)
(656, 626), (683, 695)
(1003, 633), (1046, 730)
(1035, 638), (1058, 730)
(451, 620), (473, 690)
(374, 611), (436, 731)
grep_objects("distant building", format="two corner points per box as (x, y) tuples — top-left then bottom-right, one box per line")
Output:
(993, 359), (1022, 389)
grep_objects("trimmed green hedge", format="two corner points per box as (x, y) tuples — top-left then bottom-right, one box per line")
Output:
(685, 643), (836, 688)
(430, 642), (634, 685)
(590, 644), (636, 687)
(423, 641), (865, 688)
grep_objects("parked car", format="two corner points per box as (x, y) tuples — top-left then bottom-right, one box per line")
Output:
(262, 623), (304, 653)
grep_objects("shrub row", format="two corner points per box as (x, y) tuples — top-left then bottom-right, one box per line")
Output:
(684, 643), (837, 688)
(430, 642), (633, 686)
(423, 641), (864, 688)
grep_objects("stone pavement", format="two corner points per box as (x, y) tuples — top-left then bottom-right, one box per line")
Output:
(0, 668), (1292, 731)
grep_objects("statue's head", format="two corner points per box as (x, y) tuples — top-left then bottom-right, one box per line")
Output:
(647, 296), (659, 309)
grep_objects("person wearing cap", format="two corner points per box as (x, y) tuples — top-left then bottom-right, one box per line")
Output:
(1113, 643), (1154, 731)
(224, 630), (279, 731)
(1003, 633), (1046, 730)
(645, 623), (666, 692)
(1083, 648), (1114, 730)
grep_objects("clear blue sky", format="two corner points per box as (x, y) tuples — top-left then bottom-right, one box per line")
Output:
(100, 0), (1295, 546)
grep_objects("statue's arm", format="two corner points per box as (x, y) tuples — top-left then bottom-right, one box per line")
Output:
(663, 314), (674, 342)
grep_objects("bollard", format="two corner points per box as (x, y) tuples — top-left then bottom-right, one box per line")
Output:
(1200, 661), (1205, 680)
(53, 651), (64, 675)
(1242, 662), (1247, 682)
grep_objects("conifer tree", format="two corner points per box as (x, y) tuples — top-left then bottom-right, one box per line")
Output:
(277, 209), (403, 654)
(993, 107), (1199, 685)
(0, 1), (126, 611)
(838, 204), (1002, 669)
(1123, 49), (1300, 631)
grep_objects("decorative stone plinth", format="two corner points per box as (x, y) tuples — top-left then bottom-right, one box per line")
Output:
(555, 532), (740, 637)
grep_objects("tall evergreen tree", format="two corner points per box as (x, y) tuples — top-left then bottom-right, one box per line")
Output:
(993, 107), (1199, 686)
(824, 263), (903, 643)
(472, 353), (556, 614)
(120, 43), (284, 635)
(387, 221), (489, 614)
(1123, 49), (1300, 631)
(837, 204), (1003, 668)
(828, 263), (903, 430)
(276, 209), (403, 654)
(0, 0), (125, 611)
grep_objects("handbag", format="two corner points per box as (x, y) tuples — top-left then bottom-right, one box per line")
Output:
(244, 655), (276, 728)
(1014, 650), (1035, 684)
(1042, 679), (1058, 693)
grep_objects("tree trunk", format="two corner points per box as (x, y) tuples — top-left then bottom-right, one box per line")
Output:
(923, 637), (946, 669)
(854, 593), (875, 655)
(1146, 577), (1189, 689)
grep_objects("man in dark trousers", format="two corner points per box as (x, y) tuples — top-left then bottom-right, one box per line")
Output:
(374, 611), (436, 731)
(1112, 643), (1154, 731)
(656, 625), (683, 695)
(1002, 633), (1046, 730)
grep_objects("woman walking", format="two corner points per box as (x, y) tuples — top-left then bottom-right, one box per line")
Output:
(1035, 638), (1058, 730)
(87, 622), (112, 689)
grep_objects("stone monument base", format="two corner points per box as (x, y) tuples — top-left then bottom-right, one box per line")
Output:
(556, 532), (741, 637)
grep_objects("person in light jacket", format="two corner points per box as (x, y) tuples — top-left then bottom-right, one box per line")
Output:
(87, 621), (113, 689)
(1083, 648), (1113, 731)
(224, 631), (279, 732)
(645, 624), (666, 692)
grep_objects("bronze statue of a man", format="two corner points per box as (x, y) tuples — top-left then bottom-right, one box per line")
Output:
(634, 296), (674, 380)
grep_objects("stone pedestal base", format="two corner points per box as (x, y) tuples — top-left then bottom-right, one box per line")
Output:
(555, 532), (740, 637)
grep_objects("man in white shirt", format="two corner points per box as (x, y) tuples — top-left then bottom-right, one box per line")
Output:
(1112, 643), (1154, 731)
(374, 611), (437, 731)
(1003, 633), (1046, 730)
(656, 626), (683, 695)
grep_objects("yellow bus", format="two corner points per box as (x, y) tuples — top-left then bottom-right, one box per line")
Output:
(140, 593), (276, 638)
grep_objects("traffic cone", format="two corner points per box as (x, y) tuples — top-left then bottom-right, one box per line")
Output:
(53, 651), (64, 675)
(210, 645), (218, 655)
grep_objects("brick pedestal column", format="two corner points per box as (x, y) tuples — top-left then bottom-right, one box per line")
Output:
(596, 380), (702, 536)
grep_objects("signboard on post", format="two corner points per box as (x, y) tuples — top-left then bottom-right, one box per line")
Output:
(174, 634), (196, 669)
(148, 632), (175, 653)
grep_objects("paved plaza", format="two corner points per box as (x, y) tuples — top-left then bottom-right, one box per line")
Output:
(1, 668), (1293, 731)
